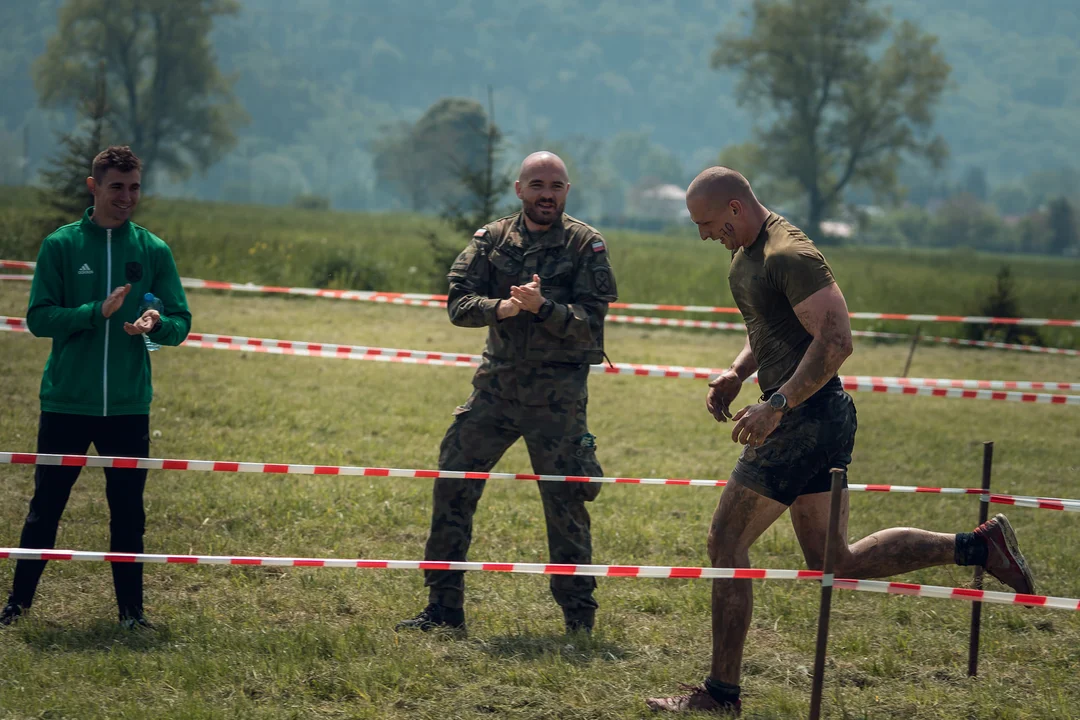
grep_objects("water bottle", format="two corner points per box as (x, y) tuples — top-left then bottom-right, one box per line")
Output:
(137, 293), (164, 352)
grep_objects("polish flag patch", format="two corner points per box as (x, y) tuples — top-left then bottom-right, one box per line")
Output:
(474, 228), (488, 238)
(591, 239), (606, 253)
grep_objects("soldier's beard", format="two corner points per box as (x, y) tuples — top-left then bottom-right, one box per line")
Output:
(523, 199), (564, 228)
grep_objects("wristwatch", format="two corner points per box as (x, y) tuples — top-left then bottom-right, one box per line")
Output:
(768, 391), (789, 413)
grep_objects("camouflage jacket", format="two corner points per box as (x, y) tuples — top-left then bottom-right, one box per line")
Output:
(446, 212), (618, 406)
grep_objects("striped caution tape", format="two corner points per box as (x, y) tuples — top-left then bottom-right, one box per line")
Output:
(1, 548), (1077, 611)
(3, 319), (1077, 404)
(837, 382), (1077, 405)
(843, 375), (1080, 393)
(2, 453), (1078, 511)
(0, 298), (1073, 355)
(0, 274), (1075, 356)
(608, 315), (1079, 356)
(832, 578), (1080, 611)
(3, 259), (1078, 328)
(0, 548), (818, 580)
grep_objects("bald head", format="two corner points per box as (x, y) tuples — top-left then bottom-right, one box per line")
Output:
(519, 151), (569, 183)
(686, 166), (755, 207)
(516, 151), (572, 230)
(685, 166), (768, 250)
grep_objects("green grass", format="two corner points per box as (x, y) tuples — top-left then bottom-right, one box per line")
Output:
(1, 268), (1079, 719)
(1, 188), (1077, 347)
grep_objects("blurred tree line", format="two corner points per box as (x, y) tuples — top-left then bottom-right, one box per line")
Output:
(7, 0), (1080, 256)
(852, 165), (1080, 255)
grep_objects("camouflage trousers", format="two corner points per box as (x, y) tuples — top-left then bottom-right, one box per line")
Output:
(424, 389), (603, 616)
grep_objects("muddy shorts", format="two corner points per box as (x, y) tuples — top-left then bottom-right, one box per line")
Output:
(730, 376), (857, 506)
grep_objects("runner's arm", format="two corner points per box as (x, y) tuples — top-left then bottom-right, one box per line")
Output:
(775, 283), (853, 408)
(726, 333), (758, 380)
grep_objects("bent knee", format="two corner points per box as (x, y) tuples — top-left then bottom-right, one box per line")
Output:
(707, 531), (749, 567)
(808, 551), (854, 575)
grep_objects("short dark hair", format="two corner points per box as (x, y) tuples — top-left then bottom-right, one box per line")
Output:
(91, 146), (142, 182)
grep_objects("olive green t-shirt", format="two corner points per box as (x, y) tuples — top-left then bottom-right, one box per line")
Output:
(728, 213), (836, 394)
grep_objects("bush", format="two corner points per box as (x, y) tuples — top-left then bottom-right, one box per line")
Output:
(292, 194), (331, 211)
(309, 251), (388, 291)
(965, 264), (1044, 345)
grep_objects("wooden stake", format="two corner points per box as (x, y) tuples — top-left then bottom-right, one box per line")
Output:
(809, 468), (846, 720)
(967, 441), (994, 677)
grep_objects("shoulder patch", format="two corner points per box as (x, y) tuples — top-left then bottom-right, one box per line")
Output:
(473, 228), (488, 238)
(590, 238), (606, 253)
(592, 265), (613, 295)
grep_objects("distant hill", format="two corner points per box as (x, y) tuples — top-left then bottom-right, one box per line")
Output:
(3, 0), (1079, 202)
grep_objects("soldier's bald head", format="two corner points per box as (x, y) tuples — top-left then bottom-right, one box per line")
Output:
(516, 151), (571, 229)
(686, 167), (756, 208)
(519, 152), (569, 183)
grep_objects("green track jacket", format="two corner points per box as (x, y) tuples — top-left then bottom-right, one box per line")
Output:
(27, 208), (192, 416)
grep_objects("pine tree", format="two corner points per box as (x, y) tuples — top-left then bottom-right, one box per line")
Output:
(38, 61), (108, 218)
(967, 264), (1042, 346)
(1047, 197), (1078, 255)
(441, 88), (515, 236)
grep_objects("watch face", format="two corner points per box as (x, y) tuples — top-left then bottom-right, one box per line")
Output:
(770, 393), (785, 410)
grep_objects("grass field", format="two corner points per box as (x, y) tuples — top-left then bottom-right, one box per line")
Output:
(0, 201), (1079, 719)
(2, 189), (1078, 347)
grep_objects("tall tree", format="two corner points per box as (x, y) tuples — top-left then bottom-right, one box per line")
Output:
(959, 166), (989, 202)
(711, 0), (950, 237)
(1046, 196), (1078, 255)
(33, 0), (247, 183)
(37, 60), (108, 217)
(372, 97), (493, 211)
(716, 141), (804, 213)
(441, 87), (515, 236)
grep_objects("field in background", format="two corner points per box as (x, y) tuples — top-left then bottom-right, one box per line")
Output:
(1, 188), (1078, 347)
(0, 196), (1079, 718)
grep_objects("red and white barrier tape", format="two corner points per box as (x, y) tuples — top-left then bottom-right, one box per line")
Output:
(1, 548), (1076, 611)
(829, 577), (1080, 611)
(0, 293), (1073, 354)
(839, 382), (1077, 405)
(843, 375), (1080, 392)
(908, 334), (1079, 356)
(4, 259), (1077, 328)
(608, 314), (746, 331)
(2, 453), (1078, 511)
(3, 319), (1077, 404)
(183, 278), (449, 308)
(0, 548), (816, 580)
(0, 266), (449, 308)
(608, 315), (1079, 356)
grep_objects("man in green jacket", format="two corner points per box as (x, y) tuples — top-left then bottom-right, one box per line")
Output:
(1, 146), (191, 629)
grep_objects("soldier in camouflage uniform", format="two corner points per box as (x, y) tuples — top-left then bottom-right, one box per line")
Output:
(396, 152), (617, 636)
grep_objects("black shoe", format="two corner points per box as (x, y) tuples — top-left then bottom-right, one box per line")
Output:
(0, 603), (23, 627)
(395, 603), (466, 634)
(564, 610), (595, 634)
(119, 611), (154, 630)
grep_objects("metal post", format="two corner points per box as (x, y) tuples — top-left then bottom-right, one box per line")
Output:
(967, 441), (994, 677)
(809, 468), (846, 720)
(901, 324), (922, 377)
